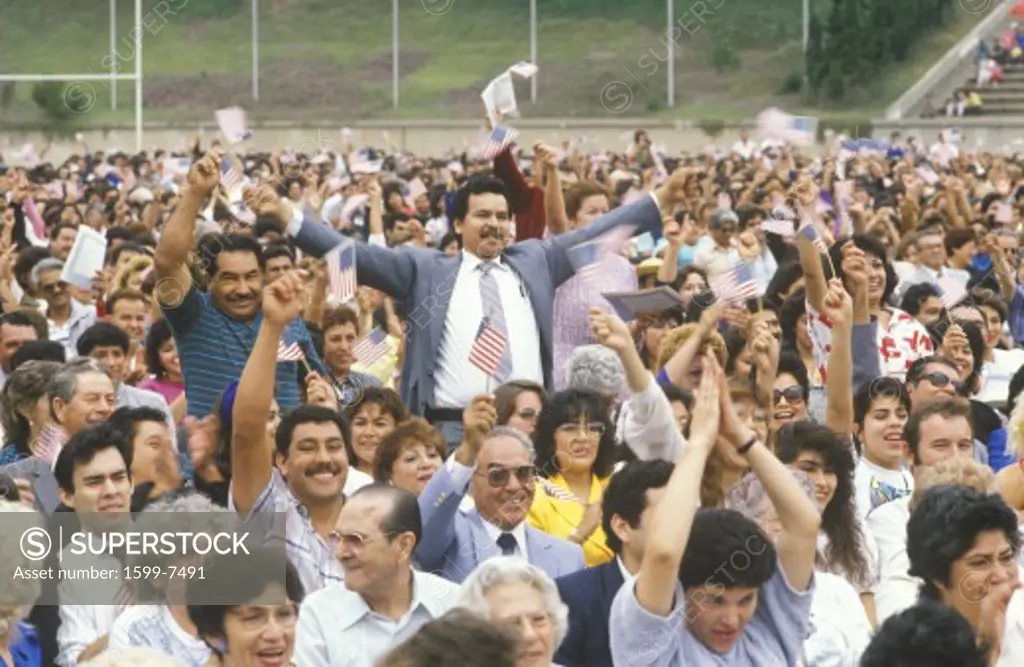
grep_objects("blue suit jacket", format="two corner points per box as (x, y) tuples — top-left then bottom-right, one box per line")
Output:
(415, 465), (586, 583)
(289, 196), (662, 415)
(554, 561), (626, 667)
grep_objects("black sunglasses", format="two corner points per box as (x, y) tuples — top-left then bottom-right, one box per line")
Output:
(921, 372), (963, 393)
(476, 465), (537, 488)
(772, 386), (805, 405)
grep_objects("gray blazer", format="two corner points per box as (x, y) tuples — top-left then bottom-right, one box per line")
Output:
(289, 195), (662, 415)
(414, 465), (586, 584)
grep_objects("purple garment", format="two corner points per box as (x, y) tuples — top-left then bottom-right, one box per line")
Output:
(137, 377), (185, 407)
(553, 254), (638, 391)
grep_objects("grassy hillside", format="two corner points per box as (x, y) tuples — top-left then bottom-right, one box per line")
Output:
(0, 0), (992, 125)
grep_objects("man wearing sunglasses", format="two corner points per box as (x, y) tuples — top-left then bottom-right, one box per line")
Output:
(32, 258), (97, 360)
(416, 395), (585, 584)
(905, 354), (989, 465)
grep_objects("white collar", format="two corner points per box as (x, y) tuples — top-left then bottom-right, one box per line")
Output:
(333, 569), (443, 630)
(461, 250), (507, 272)
(480, 516), (528, 552)
(616, 556), (636, 583)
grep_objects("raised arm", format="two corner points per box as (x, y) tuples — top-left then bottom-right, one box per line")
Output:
(536, 143), (569, 235)
(718, 373), (821, 591)
(818, 279), (855, 436)
(635, 355), (719, 615)
(657, 217), (682, 286)
(231, 270), (309, 514)
(661, 303), (724, 387)
(792, 180), (829, 313)
(154, 153), (219, 304)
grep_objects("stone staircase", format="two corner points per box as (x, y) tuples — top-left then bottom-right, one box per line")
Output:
(979, 63), (1024, 115)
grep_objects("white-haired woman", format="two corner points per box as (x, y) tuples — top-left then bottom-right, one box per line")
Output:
(0, 500), (44, 666)
(106, 493), (226, 666)
(456, 557), (568, 667)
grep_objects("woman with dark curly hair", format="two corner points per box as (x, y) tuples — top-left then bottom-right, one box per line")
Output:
(776, 420), (879, 625)
(138, 319), (185, 420)
(527, 389), (617, 566)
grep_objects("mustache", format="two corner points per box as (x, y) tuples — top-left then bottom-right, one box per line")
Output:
(305, 463), (341, 477)
(479, 226), (503, 240)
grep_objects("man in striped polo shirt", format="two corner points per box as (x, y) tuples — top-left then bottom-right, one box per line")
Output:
(153, 153), (321, 418)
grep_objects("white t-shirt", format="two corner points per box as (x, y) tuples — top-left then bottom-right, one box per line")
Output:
(854, 458), (913, 521)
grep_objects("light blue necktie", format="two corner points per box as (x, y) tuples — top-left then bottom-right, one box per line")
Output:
(478, 261), (514, 381)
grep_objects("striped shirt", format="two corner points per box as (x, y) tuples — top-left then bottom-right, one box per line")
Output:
(230, 470), (344, 595)
(162, 285), (320, 418)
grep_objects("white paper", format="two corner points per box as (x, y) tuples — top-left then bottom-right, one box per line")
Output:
(602, 287), (686, 321)
(509, 61), (538, 79)
(341, 127), (353, 141)
(407, 177), (427, 200)
(481, 71), (518, 127)
(61, 226), (108, 291)
(163, 157), (191, 177)
(341, 193), (370, 226)
(350, 157), (383, 174)
(215, 106), (251, 143)
(916, 166), (939, 185)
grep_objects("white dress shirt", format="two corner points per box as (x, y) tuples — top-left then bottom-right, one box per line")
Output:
(108, 605), (211, 666)
(865, 495), (917, 623)
(480, 510), (531, 560)
(434, 251), (543, 408)
(294, 570), (458, 667)
(997, 590), (1024, 667)
(56, 550), (127, 667)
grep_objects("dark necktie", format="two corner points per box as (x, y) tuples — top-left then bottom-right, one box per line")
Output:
(497, 532), (517, 556)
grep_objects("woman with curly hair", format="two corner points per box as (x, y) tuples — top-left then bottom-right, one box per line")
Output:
(527, 389), (618, 566)
(775, 420), (879, 625)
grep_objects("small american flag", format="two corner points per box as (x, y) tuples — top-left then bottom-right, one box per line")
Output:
(324, 239), (358, 303)
(469, 318), (507, 378)
(710, 263), (758, 304)
(221, 158), (243, 193)
(937, 275), (967, 310)
(353, 327), (388, 366)
(276, 340), (305, 363)
(798, 224), (828, 253)
(482, 126), (519, 161)
(35, 424), (65, 465)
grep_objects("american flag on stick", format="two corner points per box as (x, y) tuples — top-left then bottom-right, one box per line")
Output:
(276, 340), (306, 363)
(798, 223), (829, 253)
(710, 263), (758, 304)
(481, 126), (519, 161)
(221, 157), (243, 193)
(353, 327), (389, 366)
(469, 318), (507, 378)
(936, 275), (968, 310)
(324, 239), (358, 304)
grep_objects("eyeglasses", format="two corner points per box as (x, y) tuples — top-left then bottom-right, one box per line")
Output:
(920, 372), (964, 393)
(231, 603), (298, 631)
(327, 531), (395, 553)
(475, 465), (537, 488)
(515, 408), (539, 421)
(772, 386), (805, 405)
(555, 422), (606, 437)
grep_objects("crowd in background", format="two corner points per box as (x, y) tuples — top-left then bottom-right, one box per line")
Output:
(0, 120), (1023, 666)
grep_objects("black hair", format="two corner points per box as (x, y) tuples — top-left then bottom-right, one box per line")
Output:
(275, 404), (349, 459)
(900, 282), (942, 317)
(252, 220), (285, 240)
(1008, 363), (1024, 415)
(341, 387), (409, 464)
(187, 548), (305, 650)
(13, 247), (51, 292)
(449, 175), (511, 225)
(10, 340), (65, 371)
(54, 423), (133, 493)
(144, 319), (175, 379)
(108, 242), (146, 268)
(378, 610), (518, 667)
(907, 485), (1019, 601)
(906, 355), (961, 387)
(197, 233), (265, 280)
(350, 484), (423, 548)
(438, 232), (460, 252)
(775, 421), (868, 585)
(382, 182), (406, 214)
(261, 242), (295, 265)
(828, 234), (898, 305)
(763, 261), (803, 310)
(76, 321), (130, 357)
(107, 405), (169, 442)
(722, 328), (748, 378)
(854, 375), (912, 427)
(601, 460), (674, 554)
(860, 601), (989, 667)
(679, 508), (776, 589)
(1, 310), (49, 340)
(778, 289), (807, 352)
(533, 389), (617, 479)
(105, 227), (133, 244)
(775, 351), (810, 400)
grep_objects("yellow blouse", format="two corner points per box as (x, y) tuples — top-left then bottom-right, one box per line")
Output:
(527, 473), (613, 567)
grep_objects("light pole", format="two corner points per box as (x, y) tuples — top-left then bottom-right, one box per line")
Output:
(667, 0), (675, 107)
(110, 0), (117, 110)
(530, 0), (537, 103)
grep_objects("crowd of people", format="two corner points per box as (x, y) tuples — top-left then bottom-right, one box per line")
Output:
(0, 122), (1022, 666)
